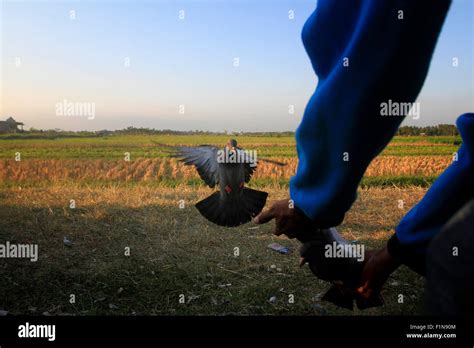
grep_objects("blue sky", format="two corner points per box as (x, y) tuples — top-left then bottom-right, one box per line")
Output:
(1, 0), (473, 131)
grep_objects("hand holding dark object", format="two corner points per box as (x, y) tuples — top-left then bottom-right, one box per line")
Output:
(255, 201), (385, 310)
(253, 199), (318, 241)
(300, 236), (385, 310)
(298, 230), (364, 284)
(355, 246), (401, 304)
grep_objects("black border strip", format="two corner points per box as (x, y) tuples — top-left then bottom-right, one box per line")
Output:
(0, 316), (473, 345)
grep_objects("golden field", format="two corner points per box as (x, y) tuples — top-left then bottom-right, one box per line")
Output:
(0, 134), (460, 315)
(0, 156), (452, 183)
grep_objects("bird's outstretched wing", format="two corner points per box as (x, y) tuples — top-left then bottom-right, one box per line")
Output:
(244, 163), (257, 183)
(258, 158), (287, 166)
(153, 142), (219, 188)
(243, 155), (286, 183)
(228, 147), (287, 183)
(152, 141), (286, 185)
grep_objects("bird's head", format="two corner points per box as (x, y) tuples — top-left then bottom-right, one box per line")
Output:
(226, 138), (238, 150)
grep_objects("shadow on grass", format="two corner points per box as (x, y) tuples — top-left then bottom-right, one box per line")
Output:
(0, 202), (425, 316)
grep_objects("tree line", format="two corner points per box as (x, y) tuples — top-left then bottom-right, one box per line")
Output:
(4, 124), (460, 138)
(396, 124), (458, 136)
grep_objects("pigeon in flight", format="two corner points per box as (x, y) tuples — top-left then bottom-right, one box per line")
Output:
(157, 139), (285, 227)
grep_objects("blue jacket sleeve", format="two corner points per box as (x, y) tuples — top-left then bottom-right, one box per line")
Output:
(396, 113), (474, 247)
(290, 0), (451, 227)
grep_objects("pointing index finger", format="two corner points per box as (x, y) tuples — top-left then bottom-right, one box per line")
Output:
(253, 208), (275, 224)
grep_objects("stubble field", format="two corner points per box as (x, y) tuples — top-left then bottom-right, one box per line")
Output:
(0, 134), (459, 315)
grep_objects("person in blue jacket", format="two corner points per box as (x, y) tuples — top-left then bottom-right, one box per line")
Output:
(254, 0), (474, 312)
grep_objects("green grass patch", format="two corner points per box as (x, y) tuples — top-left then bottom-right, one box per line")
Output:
(0, 135), (461, 159)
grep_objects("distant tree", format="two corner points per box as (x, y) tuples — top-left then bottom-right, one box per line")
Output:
(396, 124), (458, 136)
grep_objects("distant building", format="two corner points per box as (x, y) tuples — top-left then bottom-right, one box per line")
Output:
(0, 117), (24, 133)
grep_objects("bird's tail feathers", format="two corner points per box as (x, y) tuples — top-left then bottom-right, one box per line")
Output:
(195, 188), (268, 227)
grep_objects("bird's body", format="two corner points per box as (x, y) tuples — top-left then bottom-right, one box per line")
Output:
(218, 162), (245, 198)
(160, 139), (284, 227)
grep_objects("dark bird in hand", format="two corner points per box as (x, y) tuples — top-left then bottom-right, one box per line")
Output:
(156, 139), (285, 227)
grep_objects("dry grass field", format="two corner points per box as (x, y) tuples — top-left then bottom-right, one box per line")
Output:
(0, 156), (452, 182)
(0, 134), (457, 315)
(0, 184), (427, 315)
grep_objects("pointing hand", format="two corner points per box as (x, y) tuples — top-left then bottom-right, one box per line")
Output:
(253, 199), (315, 240)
